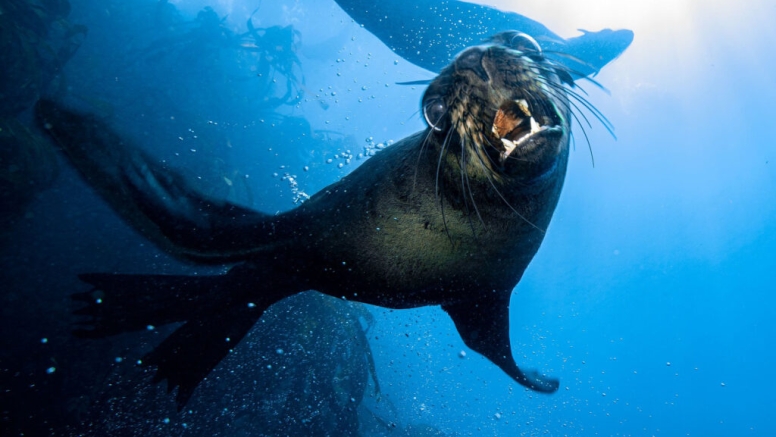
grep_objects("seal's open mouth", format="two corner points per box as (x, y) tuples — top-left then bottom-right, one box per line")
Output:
(491, 99), (563, 163)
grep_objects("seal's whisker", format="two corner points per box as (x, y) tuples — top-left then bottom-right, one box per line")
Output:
(479, 127), (531, 165)
(480, 134), (531, 165)
(435, 127), (454, 199)
(459, 143), (477, 238)
(471, 143), (545, 233)
(481, 135), (519, 165)
(536, 81), (596, 166)
(576, 75), (610, 95)
(533, 71), (598, 119)
(540, 51), (593, 70)
(524, 89), (554, 126)
(539, 53), (611, 94)
(406, 108), (422, 123)
(538, 79), (595, 131)
(564, 86), (615, 137)
(572, 112), (595, 167)
(529, 77), (601, 166)
(527, 63), (575, 88)
(414, 121), (443, 193)
(540, 77), (615, 138)
(435, 127), (455, 245)
(460, 136), (485, 235)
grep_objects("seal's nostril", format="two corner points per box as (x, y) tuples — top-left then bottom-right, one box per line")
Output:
(455, 47), (489, 81)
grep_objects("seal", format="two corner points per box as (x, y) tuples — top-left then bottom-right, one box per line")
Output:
(334, 0), (634, 77)
(36, 32), (573, 408)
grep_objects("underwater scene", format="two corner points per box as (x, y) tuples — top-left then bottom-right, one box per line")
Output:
(1, 0), (774, 435)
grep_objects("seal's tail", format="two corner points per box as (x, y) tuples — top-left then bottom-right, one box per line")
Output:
(72, 267), (281, 409)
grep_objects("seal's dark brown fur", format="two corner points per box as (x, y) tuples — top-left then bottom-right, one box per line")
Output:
(37, 34), (573, 408)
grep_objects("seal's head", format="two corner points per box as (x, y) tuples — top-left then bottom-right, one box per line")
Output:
(422, 32), (571, 182)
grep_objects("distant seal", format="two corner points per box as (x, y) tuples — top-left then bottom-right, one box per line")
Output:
(36, 32), (572, 408)
(334, 0), (634, 77)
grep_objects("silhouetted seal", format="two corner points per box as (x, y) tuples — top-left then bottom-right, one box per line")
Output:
(36, 32), (572, 408)
(334, 0), (634, 77)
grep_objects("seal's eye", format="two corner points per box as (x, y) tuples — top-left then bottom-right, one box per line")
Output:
(423, 99), (448, 132)
(509, 32), (543, 60)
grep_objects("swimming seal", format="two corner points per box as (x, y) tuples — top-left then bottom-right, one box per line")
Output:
(36, 32), (572, 408)
(334, 0), (634, 77)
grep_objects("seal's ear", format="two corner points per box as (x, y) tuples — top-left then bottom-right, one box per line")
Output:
(443, 297), (559, 394)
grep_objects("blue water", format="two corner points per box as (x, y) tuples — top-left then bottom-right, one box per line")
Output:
(1, 1), (774, 436)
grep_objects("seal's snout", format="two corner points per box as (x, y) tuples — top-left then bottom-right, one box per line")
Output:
(455, 47), (489, 81)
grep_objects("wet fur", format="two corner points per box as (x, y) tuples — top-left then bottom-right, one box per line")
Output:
(36, 39), (588, 407)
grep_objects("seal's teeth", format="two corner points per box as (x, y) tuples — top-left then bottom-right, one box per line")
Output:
(500, 138), (521, 163)
(501, 138), (516, 156)
(516, 99), (531, 117)
(530, 116), (541, 134)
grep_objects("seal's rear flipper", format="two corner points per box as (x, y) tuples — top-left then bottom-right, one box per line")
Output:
(144, 300), (262, 409)
(73, 273), (225, 337)
(73, 267), (284, 409)
(443, 298), (559, 393)
(34, 99), (280, 264)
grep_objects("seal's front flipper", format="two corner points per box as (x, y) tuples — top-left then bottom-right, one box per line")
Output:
(443, 298), (559, 393)
(34, 99), (276, 263)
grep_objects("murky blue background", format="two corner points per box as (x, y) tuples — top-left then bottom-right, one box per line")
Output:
(2, 1), (774, 435)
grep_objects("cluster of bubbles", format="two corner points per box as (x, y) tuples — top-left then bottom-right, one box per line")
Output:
(322, 137), (394, 169)
(280, 172), (310, 204)
(324, 150), (354, 169)
(273, 137), (394, 204)
(362, 136), (394, 158)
